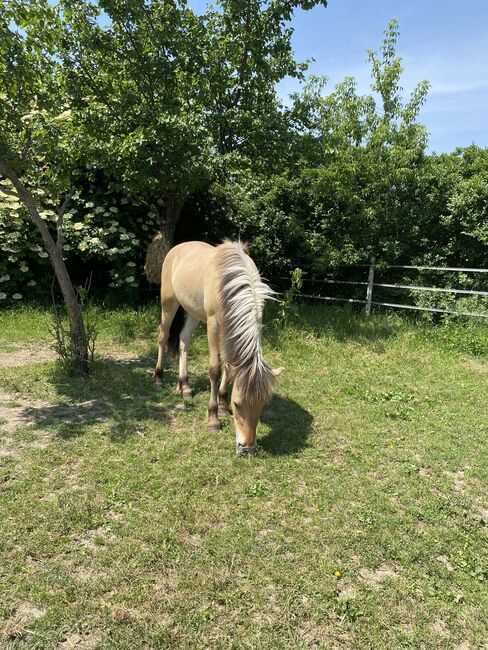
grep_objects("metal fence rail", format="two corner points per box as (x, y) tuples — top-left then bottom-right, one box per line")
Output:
(286, 258), (488, 319)
(358, 264), (488, 273)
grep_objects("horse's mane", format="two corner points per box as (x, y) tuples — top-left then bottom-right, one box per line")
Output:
(215, 241), (275, 403)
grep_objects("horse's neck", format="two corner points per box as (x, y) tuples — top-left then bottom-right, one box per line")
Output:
(216, 241), (272, 373)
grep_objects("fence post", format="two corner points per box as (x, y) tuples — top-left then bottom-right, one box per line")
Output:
(365, 256), (375, 316)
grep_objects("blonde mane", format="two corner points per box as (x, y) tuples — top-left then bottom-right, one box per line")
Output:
(215, 241), (275, 403)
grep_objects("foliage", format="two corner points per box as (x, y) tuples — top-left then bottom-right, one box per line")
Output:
(56, 0), (327, 221)
(414, 146), (488, 269)
(0, 0), (328, 301)
(0, 180), (161, 302)
(275, 267), (305, 325)
(0, 9), (486, 315)
(216, 20), (432, 273)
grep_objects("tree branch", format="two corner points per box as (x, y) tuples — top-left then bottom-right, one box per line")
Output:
(232, 8), (252, 109)
(0, 185), (19, 199)
(56, 185), (75, 251)
(21, 130), (32, 163)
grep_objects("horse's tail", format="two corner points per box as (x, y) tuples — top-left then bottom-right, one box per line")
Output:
(167, 305), (185, 357)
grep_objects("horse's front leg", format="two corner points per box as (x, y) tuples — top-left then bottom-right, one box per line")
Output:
(206, 316), (220, 432)
(177, 314), (198, 400)
(218, 365), (231, 415)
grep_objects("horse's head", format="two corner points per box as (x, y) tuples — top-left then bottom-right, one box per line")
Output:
(231, 367), (284, 455)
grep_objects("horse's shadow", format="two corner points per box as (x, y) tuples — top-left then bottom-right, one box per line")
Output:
(183, 372), (313, 456)
(15, 353), (312, 455)
(259, 394), (313, 456)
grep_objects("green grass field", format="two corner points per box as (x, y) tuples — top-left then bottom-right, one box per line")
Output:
(0, 304), (487, 649)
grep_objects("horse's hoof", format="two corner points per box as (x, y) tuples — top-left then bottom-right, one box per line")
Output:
(218, 406), (231, 416)
(207, 423), (220, 433)
(153, 375), (163, 389)
(180, 397), (192, 410)
(182, 389), (193, 400)
(236, 442), (257, 456)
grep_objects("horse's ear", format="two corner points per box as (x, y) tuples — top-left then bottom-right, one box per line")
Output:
(272, 367), (285, 378)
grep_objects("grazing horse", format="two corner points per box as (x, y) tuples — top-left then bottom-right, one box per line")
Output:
(153, 240), (283, 454)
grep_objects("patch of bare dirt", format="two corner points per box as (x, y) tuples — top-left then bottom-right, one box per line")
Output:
(1, 602), (46, 641)
(436, 555), (454, 572)
(463, 358), (488, 376)
(152, 568), (179, 599)
(478, 507), (488, 524)
(445, 470), (466, 493)
(431, 619), (450, 638)
(74, 525), (117, 550)
(337, 579), (356, 600)
(0, 344), (151, 438)
(0, 343), (144, 369)
(358, 563), (401, 586)
(0, 344), (56, 368)
(70, 564), (102, 585)
(57, 631), (102, 649)
(297, 623), (352, 649)
(0, 383), (116, 439)
(0, 345), (160, 456)
(0, 386), (49, 435)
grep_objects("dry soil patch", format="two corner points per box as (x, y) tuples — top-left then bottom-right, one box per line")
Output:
(0, 343), (56, 368)
(358, 563), (400, 587)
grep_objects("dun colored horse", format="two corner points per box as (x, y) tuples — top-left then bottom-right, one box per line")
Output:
(153, 240), (283, 454)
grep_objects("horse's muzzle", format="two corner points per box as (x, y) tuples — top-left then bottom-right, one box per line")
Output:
(236, 442), (257, 456)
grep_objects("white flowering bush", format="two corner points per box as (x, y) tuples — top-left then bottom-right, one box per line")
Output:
(0, 183), (159, 303)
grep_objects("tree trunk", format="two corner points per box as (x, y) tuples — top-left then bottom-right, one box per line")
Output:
(0, 162), (89, 375)
(161, 195), (183, 247)
(144, 195), (184, 284)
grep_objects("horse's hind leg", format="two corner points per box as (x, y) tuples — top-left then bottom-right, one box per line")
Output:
(153, 298), (179, 388)
(177, 314), (199, 399)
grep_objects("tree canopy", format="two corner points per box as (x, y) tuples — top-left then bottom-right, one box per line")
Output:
(0, 5), (486, 320)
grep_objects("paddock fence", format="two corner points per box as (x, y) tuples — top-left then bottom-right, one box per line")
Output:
(277, 258), (488, 320)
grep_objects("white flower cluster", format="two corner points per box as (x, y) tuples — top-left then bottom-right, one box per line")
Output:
(0, 189), (162, 294)
(0, 292), (22, 300)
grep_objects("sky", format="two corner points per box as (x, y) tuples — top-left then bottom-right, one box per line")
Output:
(276, 0), (488, 153)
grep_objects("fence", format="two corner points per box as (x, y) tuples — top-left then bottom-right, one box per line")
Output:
(288, 258), (488, 320)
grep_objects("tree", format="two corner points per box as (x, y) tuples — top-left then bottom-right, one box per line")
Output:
(56, 0), (327, 249)
(0, 0), (90, 374)
(235, 19), (431, 272)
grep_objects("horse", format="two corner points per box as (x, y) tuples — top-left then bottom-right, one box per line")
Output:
(153, 240), (283, 454)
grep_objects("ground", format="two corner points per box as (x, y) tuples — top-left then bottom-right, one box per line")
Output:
(0, 304), (487, 649)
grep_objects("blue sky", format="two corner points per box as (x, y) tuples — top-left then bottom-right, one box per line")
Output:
(277, 0), (488, 153)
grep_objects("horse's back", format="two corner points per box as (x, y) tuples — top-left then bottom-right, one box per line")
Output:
(162, 241), (219, 321)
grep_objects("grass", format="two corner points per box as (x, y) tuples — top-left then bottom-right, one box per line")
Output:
(0, 303), (487, 649)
